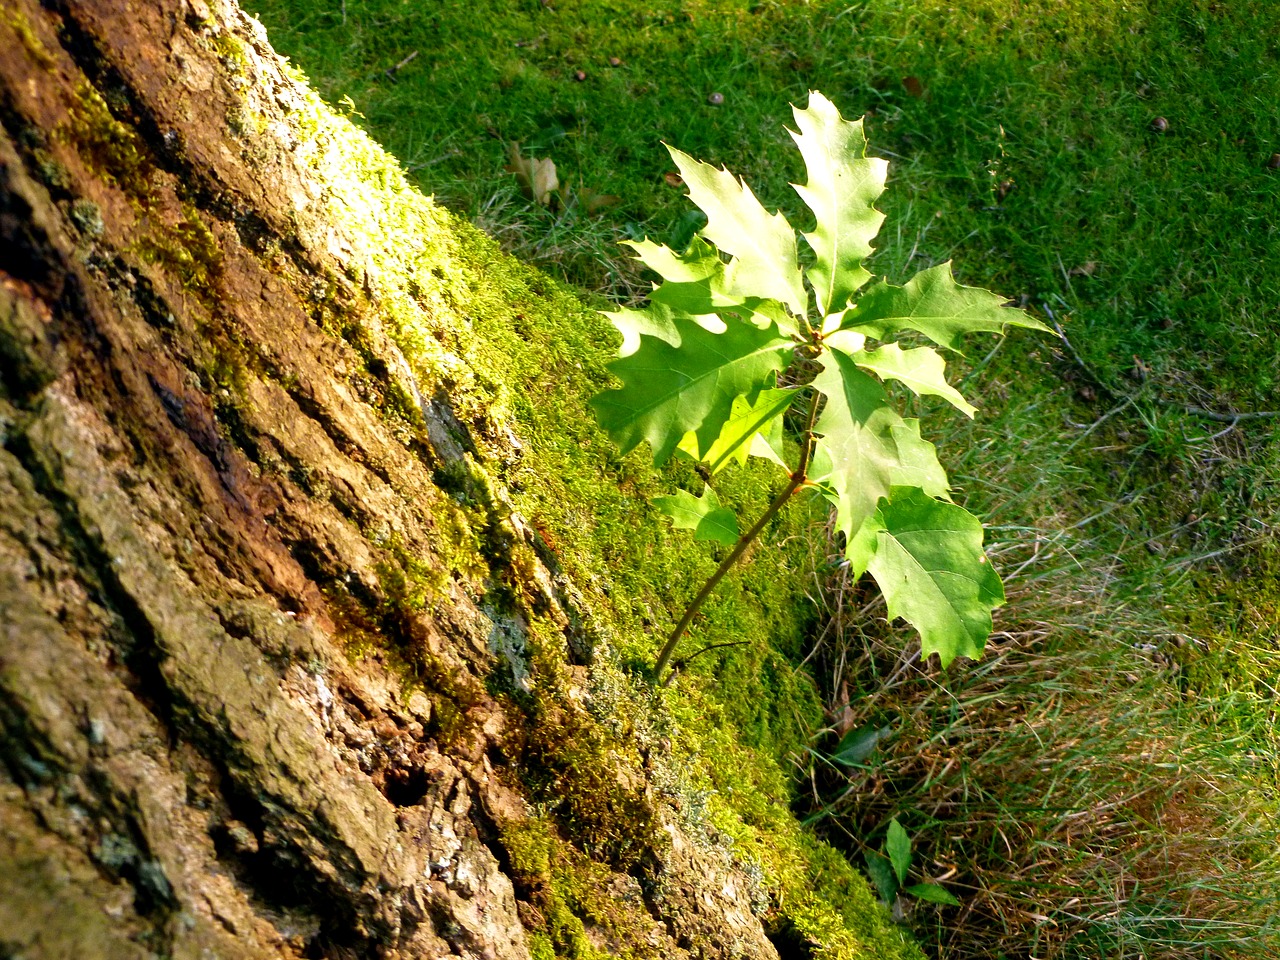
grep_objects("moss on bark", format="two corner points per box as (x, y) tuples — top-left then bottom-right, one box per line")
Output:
(0, 2), (920, 958)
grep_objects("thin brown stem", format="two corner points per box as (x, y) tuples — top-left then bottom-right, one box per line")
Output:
(661, 641), (750, 687)
(654, 390), (822, 683)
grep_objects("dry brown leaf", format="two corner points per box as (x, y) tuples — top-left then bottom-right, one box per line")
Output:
(506, 142), (559, 206)
(576, 183), (619, 215)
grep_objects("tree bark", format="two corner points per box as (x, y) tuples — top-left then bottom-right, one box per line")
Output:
(0, 2), (800, 958)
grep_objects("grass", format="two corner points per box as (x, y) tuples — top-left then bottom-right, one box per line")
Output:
(799, 406), (1280, 956)
(241, 0), (1280, 957)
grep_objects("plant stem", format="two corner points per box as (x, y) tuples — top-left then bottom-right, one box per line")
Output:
(661, 641), (750, 687)
(654, 390), (821, 683)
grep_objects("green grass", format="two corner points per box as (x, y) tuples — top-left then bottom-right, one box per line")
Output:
(241, 0), (1280, 956)
(246, 0), (1280, 395)
(800, 392), (1280, 957)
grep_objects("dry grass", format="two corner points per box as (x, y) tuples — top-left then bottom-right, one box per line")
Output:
(796, 523), (1280, 959)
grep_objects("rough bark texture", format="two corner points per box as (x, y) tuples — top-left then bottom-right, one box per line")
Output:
(0, 1), (777, 958)
(0, 3), (920, 960)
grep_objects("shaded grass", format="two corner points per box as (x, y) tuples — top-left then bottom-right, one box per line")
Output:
(241, 0), (1280, 957)
(803, 606), (1280, 959)
(798, 381), (1280, 957)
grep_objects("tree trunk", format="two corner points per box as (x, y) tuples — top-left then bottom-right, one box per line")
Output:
(0, 2), (914, 959)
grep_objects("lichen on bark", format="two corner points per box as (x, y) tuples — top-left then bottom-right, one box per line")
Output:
(0, 2), (920, 959)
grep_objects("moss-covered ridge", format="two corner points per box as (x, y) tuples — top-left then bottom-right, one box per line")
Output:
(218, 14), (920, 960)
(15, 0), (919, 952)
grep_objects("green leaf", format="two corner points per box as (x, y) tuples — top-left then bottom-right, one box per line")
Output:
(888, 422), (951, 501)
(627, 237), (801, 338)
(631, 237), (740, 315)
(679, 387), (797, 474)
(823, 328), (866, 351)
(589, 316), (793, 465)
(667, 145), (808, 317)
(853, 342), (977, 417)
(808, 350), (901, 540)
(653, 486), (740, 545)
(830, 723), (892, 766)
(602, 302), (679, 356)
(602, 301), (726, 357)
(842, 262), (1051, 353)
(885, 819), (911, 886)
(790, 91), (888, 315)
(847, 488), (1005, 666)
(625, 235), (723, 285)
(904, 883), (962, 907)
(863, 852), (899, 903)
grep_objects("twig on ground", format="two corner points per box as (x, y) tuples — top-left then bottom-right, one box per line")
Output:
(384, 50), (420, 81)
(663, 641), (750, 685)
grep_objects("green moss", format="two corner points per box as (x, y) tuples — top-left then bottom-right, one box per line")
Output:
(59, 62), (251, 407)
(509, 619), (660, 869)
(1, 7), (54, 69)
(372, 532), (452, 615)
(502, 814), (665, 960)
(68, 198), (104, 237)
(65, 81), (158, 209)
(133, 204), (224, 302)
(190, 39), (923, 959)
(209, 31), (251, 74)
(527, 932), (557, 960)
(326, 581), (484, 745)
(31, 149), (71, 192)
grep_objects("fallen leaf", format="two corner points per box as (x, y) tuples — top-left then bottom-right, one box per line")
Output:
(663, 171), (683, 187)
(902, 75), (924, 98)
(576, 183), (619, 214)
(531, 157), (558, 205)
(506, 143), (559, 206)
(832, 679), (856, 737)
(1068, 261), (1097, 277)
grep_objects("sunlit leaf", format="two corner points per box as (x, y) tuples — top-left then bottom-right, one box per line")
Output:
(888, 421), (951, 500)
(626, 236), (800, 338)
(678, 387), (798, 474)
(667, 145), (808, 317)
(852, 341), (977, 417)
(808, 350), (901, 540)
(847, 487), (1005, 666)
(589, 316), (792, 464)
(790, 91), (887, 314)
(589, 91), (1049, 678)
(842, 262), (1050, 353)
